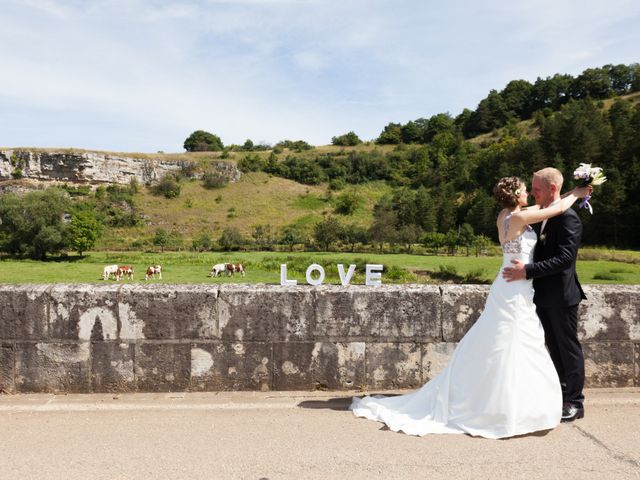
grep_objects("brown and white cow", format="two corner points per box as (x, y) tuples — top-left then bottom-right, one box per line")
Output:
(225, 263), (245, 277)
(117, 265), (134, 281)
(145, 265), (162, 280)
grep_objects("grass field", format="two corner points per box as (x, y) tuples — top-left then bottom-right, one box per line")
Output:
(98, 174), (391, 250)
(1, 251), (639, 285)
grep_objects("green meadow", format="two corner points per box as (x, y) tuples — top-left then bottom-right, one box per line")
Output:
(1, 250), (639, 285)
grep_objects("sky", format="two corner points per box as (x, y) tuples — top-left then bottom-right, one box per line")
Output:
(1, 0), (639, 153)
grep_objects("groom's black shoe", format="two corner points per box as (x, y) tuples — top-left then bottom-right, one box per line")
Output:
(561, 403), (584, 422)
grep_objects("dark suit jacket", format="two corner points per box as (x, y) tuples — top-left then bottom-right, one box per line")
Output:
(525, 207), (586, 307)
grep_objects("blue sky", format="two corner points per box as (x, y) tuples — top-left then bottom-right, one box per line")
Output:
(1, 0), (639, 152)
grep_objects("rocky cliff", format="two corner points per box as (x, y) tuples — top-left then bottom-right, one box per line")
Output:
(0, 149), (241, 187)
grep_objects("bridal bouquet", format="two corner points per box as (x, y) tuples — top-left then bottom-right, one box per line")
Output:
(573, 163), (607, 214)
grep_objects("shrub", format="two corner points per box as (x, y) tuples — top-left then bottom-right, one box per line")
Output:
(151, 175), (181, 198)
(464, 268), (490, 284)
(202, 171), (228, 189)
(593, 271), (622, 281)
(331, 131), (362, 146)
(329, 178), (346, 191)
(238, 154), (266, 172)
(334, 190), (361, 215)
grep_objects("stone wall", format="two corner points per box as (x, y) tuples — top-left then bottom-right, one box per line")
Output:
(0, 150), (241, 186)
(0, 284), (638, 393)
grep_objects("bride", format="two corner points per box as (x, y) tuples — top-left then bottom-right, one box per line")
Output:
(351, 177), (591, 439)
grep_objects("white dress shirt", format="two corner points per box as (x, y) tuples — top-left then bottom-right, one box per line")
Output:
(540, 198), (561, 233)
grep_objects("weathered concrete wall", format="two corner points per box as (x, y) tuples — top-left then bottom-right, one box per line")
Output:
(0, 284), (638, 393)
(0, 150), (241, 186)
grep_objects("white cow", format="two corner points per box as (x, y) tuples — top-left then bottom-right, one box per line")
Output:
(145, 265), (162, 280)
(102, 264), (119, 281)
(209, 263), (227, 277)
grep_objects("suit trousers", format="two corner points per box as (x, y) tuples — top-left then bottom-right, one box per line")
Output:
(536, 305), (585, 407)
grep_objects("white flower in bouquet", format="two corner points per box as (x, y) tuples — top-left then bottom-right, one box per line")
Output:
(573, 163), (606, 214)
(573, 163), (607, 186)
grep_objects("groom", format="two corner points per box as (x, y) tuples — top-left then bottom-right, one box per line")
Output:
(502, 167), (587, 422)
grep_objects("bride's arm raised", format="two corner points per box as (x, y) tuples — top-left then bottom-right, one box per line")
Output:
(511, 186), (590, 228)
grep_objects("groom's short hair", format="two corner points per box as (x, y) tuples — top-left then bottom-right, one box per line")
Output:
(533, 167), (563, 190)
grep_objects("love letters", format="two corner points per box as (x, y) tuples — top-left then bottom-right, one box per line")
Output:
(280, 263), (383, 286)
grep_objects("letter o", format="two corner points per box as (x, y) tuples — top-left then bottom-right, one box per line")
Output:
(305, 263), (325, 286)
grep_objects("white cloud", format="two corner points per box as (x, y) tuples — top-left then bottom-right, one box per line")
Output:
(1, 0), (639, 151)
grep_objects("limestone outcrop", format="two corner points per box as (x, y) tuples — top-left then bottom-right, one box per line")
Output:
(0, 149), (241, 187)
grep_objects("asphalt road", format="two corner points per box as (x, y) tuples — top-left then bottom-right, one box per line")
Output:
(1, 388), (639, 480)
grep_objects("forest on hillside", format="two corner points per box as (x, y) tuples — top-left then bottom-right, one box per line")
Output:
(239, 63), (640, 249)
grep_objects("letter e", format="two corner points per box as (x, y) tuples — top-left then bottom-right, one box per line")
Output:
(365, 264), (383, 286)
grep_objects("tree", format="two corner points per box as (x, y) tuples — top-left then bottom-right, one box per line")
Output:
(153, 228), (169, 252)
(531, 73), (573, 111)
(464, 190), (497, 238)
(414, 187), (437, 232)
(458, 223), (475, 256)
(376, 123), (402, 145)
(569, 67), (612, 99)
(183, 130), (224, 152)
(313, 216), (343, 251)
(191, 231), (212, 252)
(400, 121), (422, 144)
(242, 139), (255, 151)
(424, 113), (456, 142)
(368, 199), (398, 252)
(0, 188), (71, 259)
(540, 99), (610, 166)
(331, 131), (362, 146)
(444, 228), (459, 255)
(68, 210), (102, 256)
(607, 64), (634, 95)
(436, 183), (457, 233)
(219, 227), (245, 251)
(422, 232), (446, 255)
(340, 223), (368, 252)
(397, 224), (422, 253)
(500, 80), (534, 119)
(279, 226), (305, 252)
(251, 224), (274, 250)
(472, 234), (492, 256)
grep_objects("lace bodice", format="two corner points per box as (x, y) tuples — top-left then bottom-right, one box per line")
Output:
(501, 214), (537, 261)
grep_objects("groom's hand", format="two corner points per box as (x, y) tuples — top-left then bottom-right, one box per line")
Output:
(502, 260), (526, 282)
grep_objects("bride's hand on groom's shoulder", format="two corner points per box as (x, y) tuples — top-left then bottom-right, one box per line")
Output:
(502, 260), (526, 282)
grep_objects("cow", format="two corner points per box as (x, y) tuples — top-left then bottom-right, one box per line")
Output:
(225, 263), (245, 277)
(145, 265), (162, 280)
(209, 263), (227, 277)
(117, 265), (134, 281)
(102, 264), (119, 281)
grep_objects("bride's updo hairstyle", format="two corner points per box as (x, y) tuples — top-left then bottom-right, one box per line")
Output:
(493, 176), (523, 208)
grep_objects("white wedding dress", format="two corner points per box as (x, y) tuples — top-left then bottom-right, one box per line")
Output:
(351, 216), (562, 439)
